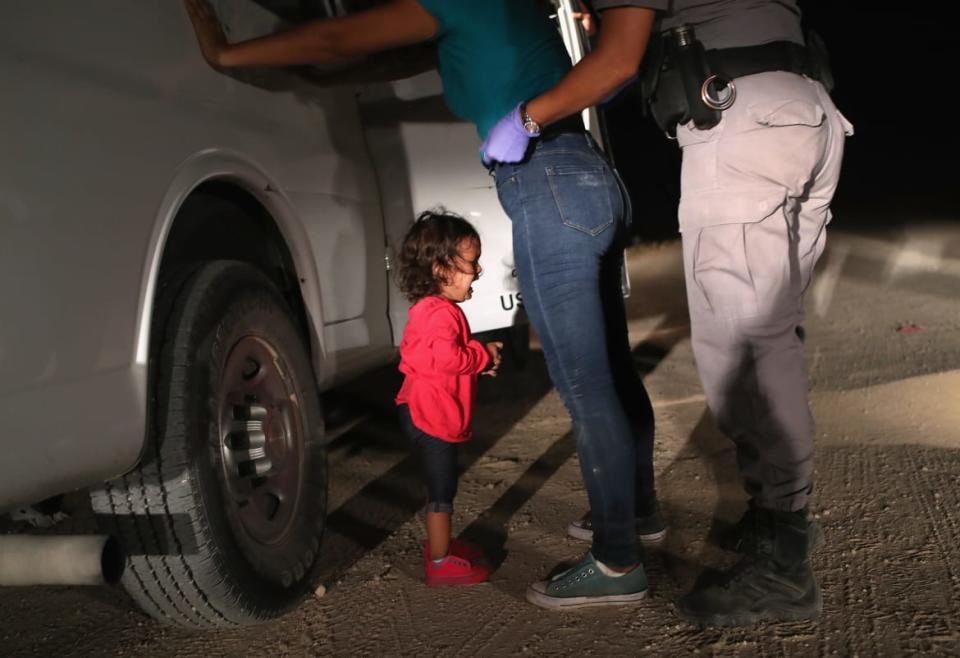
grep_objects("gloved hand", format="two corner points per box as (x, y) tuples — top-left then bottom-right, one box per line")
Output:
(480, 103), (538, 165)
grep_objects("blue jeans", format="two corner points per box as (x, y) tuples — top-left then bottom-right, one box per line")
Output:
(494, 132), (655, 568)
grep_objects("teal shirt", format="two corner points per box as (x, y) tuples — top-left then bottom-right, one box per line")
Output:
(417, 0), (572, 139)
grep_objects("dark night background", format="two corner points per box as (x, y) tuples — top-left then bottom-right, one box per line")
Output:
(601, 2), (956, 242)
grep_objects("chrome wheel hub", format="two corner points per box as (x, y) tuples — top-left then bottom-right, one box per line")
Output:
(219, 335), (303, 547)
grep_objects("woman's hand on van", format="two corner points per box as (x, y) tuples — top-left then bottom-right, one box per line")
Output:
(184, 0), (228, 68)
(185, 0), (438, 70)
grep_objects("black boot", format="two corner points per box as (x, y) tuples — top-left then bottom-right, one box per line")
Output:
(725, 501), (825, 555)
(678, 508), (821, 627)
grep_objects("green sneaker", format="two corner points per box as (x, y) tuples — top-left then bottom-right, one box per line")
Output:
(526, 553), (648, 610)
(567, 506), (667, 545)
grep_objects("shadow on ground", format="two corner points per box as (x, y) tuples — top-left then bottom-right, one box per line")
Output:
(318, 309), (689, 583)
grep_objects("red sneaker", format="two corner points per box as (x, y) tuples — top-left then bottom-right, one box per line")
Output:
(421, 538), (484, 562)
(424, 554), (491, 586)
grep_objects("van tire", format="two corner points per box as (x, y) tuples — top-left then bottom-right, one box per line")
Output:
(90, 261), (326, 628)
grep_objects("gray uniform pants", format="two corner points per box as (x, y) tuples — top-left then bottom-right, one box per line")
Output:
(676, 71), (853, 512)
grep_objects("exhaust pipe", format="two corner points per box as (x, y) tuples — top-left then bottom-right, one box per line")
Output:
(0, 535), (124, 586)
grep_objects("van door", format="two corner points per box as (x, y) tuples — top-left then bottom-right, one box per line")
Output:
(244, 0), (400, 378)
(357, 73), (524, 342)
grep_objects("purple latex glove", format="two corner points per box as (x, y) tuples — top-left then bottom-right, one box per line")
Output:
(480, 103), (538, 165)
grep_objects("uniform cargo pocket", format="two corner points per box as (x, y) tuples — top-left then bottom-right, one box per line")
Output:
(676, 118), (723, 147)
(545, 165), (615, 236)
(681, 186), (791, 320)
(747, 99), (824, 128)
(679, 185), (786, 231)
(836, 109), (855, 136)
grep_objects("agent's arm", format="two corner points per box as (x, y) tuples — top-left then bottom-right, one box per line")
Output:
(481, 7), (655, 163)
(525, 7), (655, 127)
(183, 0), (438, 68)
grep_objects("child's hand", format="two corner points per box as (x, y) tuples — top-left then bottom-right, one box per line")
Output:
(481, 341), (503, 377)
(184, 0), (228, 68)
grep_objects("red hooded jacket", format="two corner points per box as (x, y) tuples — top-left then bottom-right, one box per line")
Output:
(395, 296), (491, 443)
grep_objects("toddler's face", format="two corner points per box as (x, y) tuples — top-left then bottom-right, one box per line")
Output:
(437, 237), (482, 303)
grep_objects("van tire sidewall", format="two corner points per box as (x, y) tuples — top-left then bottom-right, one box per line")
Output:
(92, 260), (326, 628)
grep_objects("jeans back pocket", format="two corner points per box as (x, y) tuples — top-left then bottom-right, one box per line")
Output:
(545, 165), (616, 236)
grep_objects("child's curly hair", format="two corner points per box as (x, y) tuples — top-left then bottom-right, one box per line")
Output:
(396, 209), (480, 303)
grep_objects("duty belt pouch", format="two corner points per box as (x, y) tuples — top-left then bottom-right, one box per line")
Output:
(641, 25), (725, 136)
(640, 32), (684, 136)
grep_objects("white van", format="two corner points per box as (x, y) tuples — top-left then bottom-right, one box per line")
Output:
(0, 0), (600, 627)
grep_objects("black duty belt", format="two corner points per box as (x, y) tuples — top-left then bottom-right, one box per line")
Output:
(640, 29), (835, 136)
(705, 40), (814, 82)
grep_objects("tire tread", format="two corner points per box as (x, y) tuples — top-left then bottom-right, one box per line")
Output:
(91, 261), (325, 628)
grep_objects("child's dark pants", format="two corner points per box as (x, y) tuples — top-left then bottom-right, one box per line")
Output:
(398, 404), (458, 513)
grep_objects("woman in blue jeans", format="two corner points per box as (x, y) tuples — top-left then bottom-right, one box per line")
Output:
(185, 0), (659, 609)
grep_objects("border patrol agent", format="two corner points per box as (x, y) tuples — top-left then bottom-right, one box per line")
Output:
(484, 0), (853, 625)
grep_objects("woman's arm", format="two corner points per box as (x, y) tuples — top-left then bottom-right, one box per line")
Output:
(297, 43), (438, 86)
(183, 0), (439, 68)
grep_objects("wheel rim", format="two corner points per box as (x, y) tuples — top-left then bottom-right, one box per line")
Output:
(219, 335), (304, 548)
